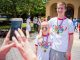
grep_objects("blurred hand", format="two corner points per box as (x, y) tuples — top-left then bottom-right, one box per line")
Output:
(66, 51), (71, 60)
(0, 31), (15, 60)
(12, 28), (37, 60)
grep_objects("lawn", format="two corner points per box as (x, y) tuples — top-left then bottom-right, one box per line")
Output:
(0, 23), (34, 31)
(0, 18), (7, 20)
(0, 18), (34, 32)
(0, 23), (27, 29)
(0, 25), (10, 29)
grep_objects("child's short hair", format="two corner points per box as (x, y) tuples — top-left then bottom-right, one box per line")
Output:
(40, 21), (49, 30)
(41, 21), (49, 26)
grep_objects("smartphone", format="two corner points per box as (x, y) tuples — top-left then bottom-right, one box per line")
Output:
(10, 18), (23, 40)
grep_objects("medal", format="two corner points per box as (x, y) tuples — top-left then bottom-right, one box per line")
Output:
(57, 18), (65, 34)
(44, 49), (46, 52)
(42, 34), (49, 52)
(57, 30), (59, 34)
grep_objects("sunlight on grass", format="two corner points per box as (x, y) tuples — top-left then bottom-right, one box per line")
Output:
(22, 23), (34, 28)
(0, 25), (10, 29)
(22, 23), (26, 28)
(0, 18), (9, 21)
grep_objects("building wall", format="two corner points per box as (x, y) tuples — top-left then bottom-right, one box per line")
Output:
(46, 0), (80, 18)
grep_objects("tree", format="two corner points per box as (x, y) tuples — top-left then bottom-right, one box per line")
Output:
(0, 0), (46, 18)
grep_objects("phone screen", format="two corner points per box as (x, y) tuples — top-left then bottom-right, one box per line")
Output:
(11, 21), (22, 30)
(10, 18), (23, 40)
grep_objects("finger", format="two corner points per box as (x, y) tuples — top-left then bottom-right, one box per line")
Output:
(65, 53), (69, 60)
(7, 42), (15, 47)
(12, 36), (24, 46)
(0, 42), (15, 51)
(14, 30), (23, 42)
(7, 41), (13, 44)
(2, 30), (11, 46)
(12, 36), (19, 44)
(5, 30), (10, 41)
(12, 36), (24, 48)
(18, 28), (25, 38)
(18, 28), (27, 42)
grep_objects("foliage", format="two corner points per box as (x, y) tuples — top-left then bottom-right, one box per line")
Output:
(0, 0), (46, 17)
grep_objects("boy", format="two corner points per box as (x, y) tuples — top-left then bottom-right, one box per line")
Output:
(48, 2), (74, 60)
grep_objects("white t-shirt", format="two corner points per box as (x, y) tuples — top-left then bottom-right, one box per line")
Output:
(48, 17), (74, 52)
(26, 18), (31, 31)
(37, 18), (41, 25)
(26, 18), (30, 25)
(33, 17), (38, 24)
(35, 35), (53, 60)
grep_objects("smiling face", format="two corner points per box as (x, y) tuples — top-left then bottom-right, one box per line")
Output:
(57, 2), (66, 16)
(41, 22), (50, 35)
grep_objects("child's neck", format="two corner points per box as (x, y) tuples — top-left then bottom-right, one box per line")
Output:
(42, 33), (49, 36)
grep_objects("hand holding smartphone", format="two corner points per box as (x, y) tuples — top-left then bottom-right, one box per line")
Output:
(10, 18), (23, 40)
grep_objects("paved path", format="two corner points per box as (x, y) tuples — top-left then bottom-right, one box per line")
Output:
(72, 32), (80, 60)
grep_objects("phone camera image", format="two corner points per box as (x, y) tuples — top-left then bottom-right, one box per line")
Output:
(10, 18), (23, 40)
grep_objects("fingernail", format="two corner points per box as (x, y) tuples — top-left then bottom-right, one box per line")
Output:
(15, 30), (20, 37)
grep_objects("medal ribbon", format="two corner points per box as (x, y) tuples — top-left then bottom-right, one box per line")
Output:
(42, 33), (49, 49)
(57, 17), (66, 34)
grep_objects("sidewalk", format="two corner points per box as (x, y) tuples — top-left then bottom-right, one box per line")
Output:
(72, 32), (80, 60)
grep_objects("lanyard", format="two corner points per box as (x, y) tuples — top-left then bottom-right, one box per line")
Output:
(42, 34), (49, 50)
(42, 34), (49, 42)
(57, 18), (66, 34)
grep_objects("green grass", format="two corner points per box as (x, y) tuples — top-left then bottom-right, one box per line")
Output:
(0, 23), (26, 29)
(0, 18), (9, 21)
(22, 23), (35, 32)
(0, 25), (10, 29)
(0, 23), (34, 29)
(22, 23), (34, 28)
(0, 18), (35, 32)
(0, 23), (35, 33)
(22, 23), (26, 28)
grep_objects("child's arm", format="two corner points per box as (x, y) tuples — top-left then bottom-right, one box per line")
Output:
(35, 45), (38, 55)
(34, 35), (39, 55)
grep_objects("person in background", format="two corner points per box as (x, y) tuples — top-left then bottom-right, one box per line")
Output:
(73, 18), (78, 32)
(37, 17), (41, 33)
(48, 2), (74, 60)
(47, 16), (51, 21)
(33, 17), (38, 32)
(26, 17), (31, 34)
(78, 22), (80, 39)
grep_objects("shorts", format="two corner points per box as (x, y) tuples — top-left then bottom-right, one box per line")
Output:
(49, 48), (67, 60)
